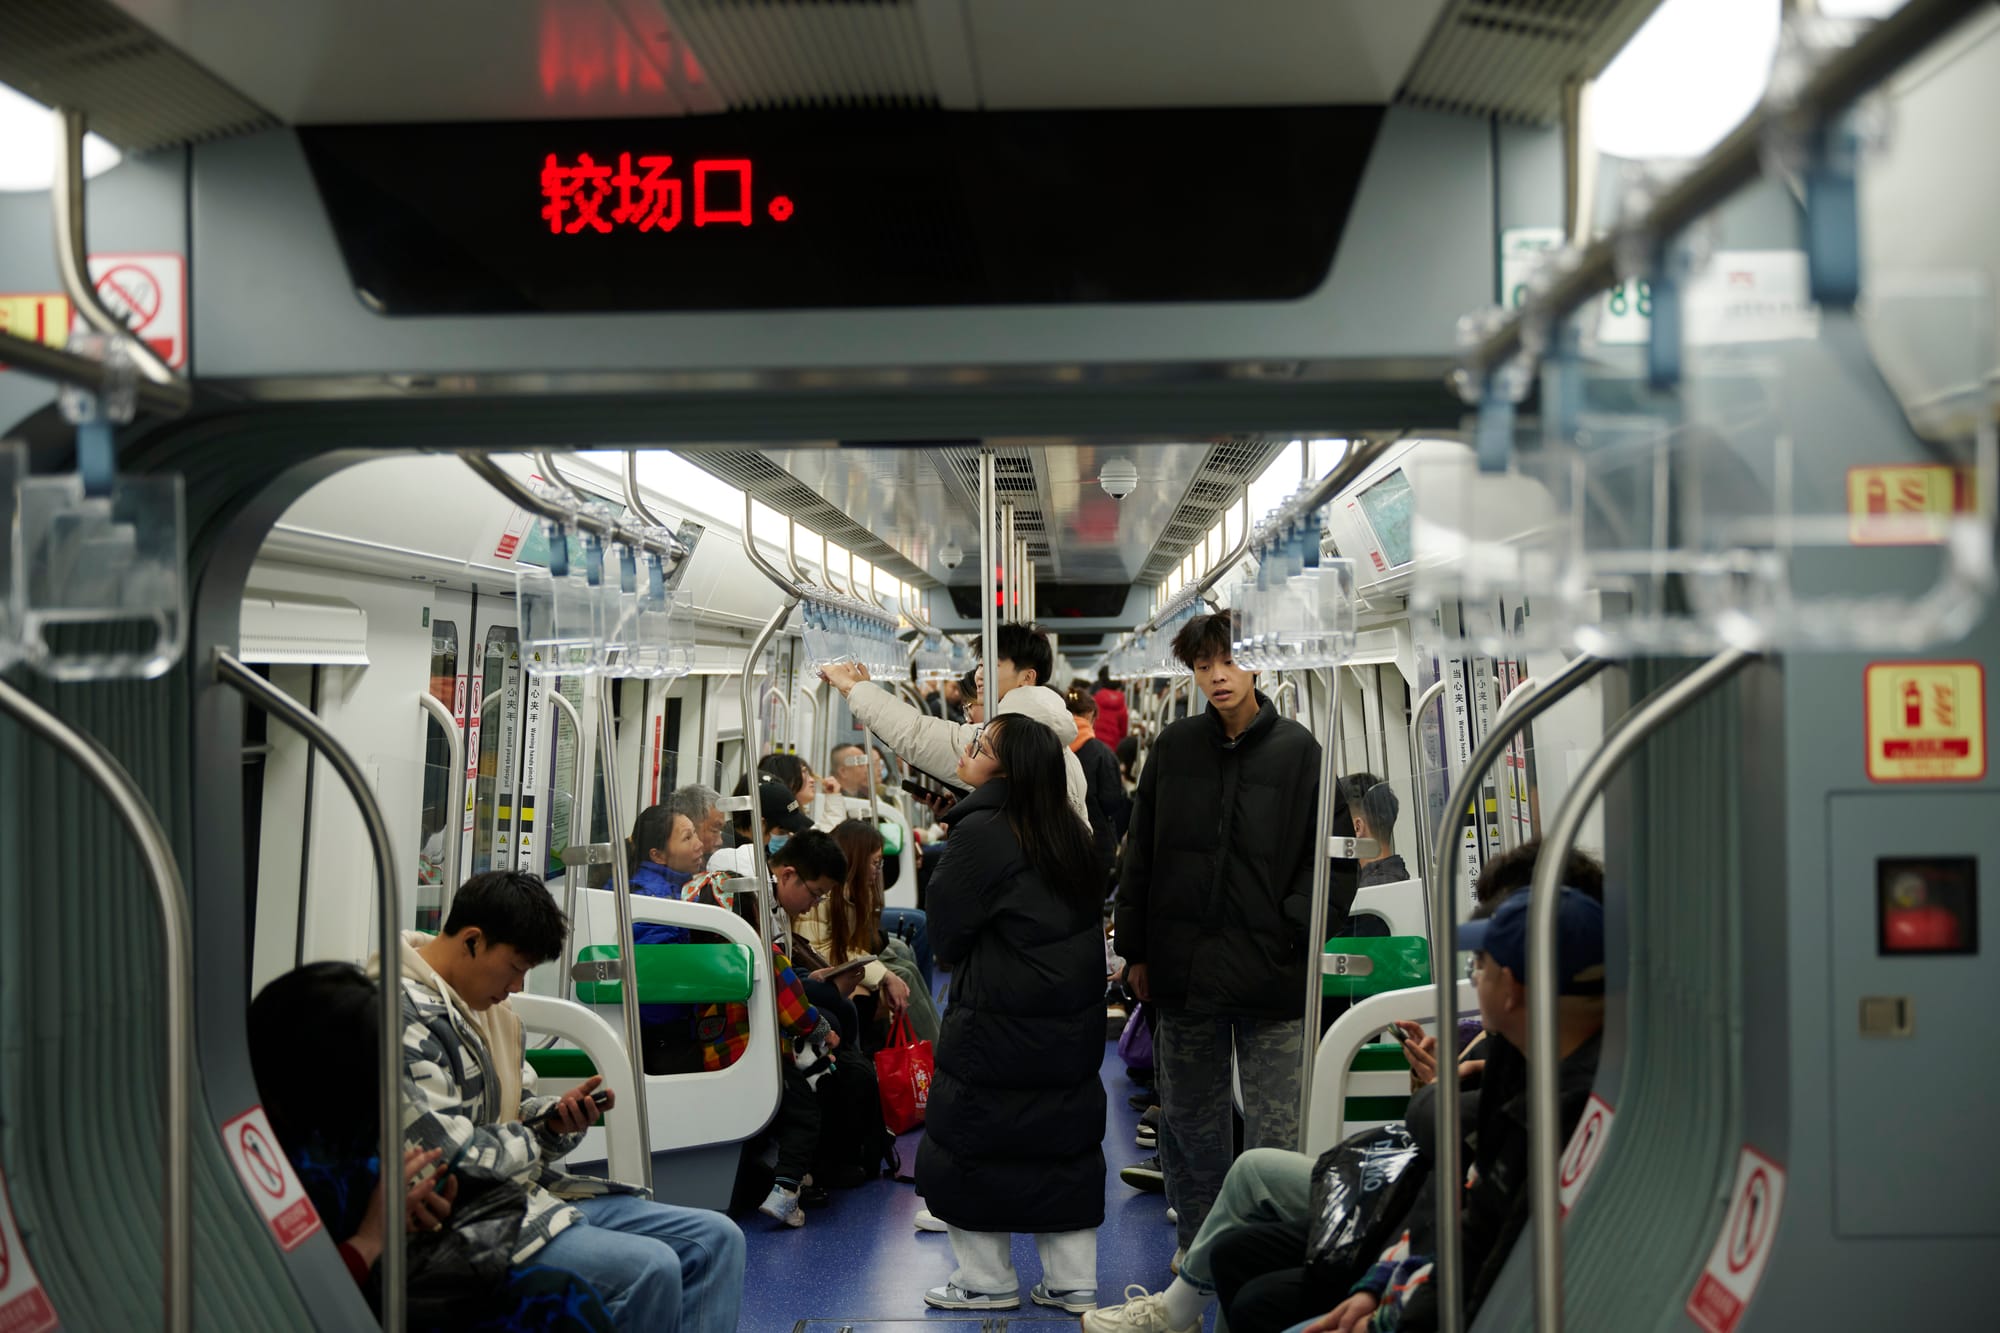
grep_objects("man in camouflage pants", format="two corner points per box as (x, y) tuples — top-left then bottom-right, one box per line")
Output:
(1113, 611), (1349, 1261)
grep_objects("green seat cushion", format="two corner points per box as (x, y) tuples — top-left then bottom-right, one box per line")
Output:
(1343, 1095), (1411, 1122)
(1351, 1041), (1413, 1073)
(1322, 935), (1432, 999)
(524, 1048), (599, 1078)
(573, 942), (755, 1006)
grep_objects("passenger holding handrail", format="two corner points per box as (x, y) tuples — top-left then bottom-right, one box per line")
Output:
(820, 622), (1088, 824)
(916, 713), (1110, 1314)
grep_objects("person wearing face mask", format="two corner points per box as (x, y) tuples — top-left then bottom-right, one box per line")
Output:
(707, 774), (819, 877)
(917, 715), (1108, 1315)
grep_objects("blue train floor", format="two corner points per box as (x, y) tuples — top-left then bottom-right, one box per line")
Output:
(738, 1003), (1217, 1331)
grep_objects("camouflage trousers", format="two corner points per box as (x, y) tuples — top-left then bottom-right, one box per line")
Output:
(1155, 1010), (1303, 1251)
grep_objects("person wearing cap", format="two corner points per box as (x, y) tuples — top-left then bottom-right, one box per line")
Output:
(1088, 844), (1606, 1333)
(707, 773), (818, 878)
(1304, 886), (1606, 1333)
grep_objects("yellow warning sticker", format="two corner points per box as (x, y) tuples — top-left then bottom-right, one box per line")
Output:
(0, 294), (72, 356)
(1847, 465), (1975, 545)
(1864, 661), (1986, 783)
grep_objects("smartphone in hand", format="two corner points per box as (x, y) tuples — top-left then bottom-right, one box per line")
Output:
(526, 1088), (612, 1127)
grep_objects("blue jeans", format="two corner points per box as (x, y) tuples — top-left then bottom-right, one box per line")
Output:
(879, 907), (933, 989)
(537, 1194), (745, 1333)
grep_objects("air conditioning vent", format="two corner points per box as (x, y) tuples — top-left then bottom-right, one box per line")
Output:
(0, 0), (275, 150)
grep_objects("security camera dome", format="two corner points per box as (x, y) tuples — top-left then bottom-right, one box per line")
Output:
(1099, 459), (1139, 500)
(940, 541), (964, 570)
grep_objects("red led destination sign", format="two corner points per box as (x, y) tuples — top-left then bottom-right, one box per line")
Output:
(302, 108), (1385, 312)
(540, 152), (793, 234)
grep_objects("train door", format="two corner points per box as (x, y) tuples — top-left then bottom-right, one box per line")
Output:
(415, 598), (467, 930)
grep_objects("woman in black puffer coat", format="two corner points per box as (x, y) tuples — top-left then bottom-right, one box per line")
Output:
(916, 713), (1108, 1315)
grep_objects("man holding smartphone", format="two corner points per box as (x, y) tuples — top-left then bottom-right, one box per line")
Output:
(390, 870), (745, 1332)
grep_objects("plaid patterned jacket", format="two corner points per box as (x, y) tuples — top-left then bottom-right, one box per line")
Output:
(676, 870), (834, 1070)
(399, 974), (643, 1264)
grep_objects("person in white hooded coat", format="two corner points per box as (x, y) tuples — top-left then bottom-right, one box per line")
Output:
(818, 622), (1088, 826)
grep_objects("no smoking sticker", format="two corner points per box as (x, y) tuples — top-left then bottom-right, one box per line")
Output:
(77, 252), (187, 369)
(221, 1106), (322, 1252)
(1687, 1145), (1786, 1333)
(0, 1161), (59, 1333)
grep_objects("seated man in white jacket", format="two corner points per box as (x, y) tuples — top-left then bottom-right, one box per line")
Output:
(819, 621), (1088, 826)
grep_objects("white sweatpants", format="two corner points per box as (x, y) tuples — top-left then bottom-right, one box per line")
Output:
(945, 1226), (1099, 1295)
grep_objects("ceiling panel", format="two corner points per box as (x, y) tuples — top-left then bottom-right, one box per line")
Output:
(103, 0), (1452, 128)
(964, 0), (1449, 110)
(109, 0), (713, 124)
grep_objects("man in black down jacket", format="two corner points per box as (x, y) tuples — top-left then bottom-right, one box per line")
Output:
(1114, 611), (1353, 1261)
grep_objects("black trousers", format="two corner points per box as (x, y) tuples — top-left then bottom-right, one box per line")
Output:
(771, 1063), (824, 1184)
(1210, 1220), (1343, 1333)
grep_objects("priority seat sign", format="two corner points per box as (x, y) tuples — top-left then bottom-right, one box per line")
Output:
(1687, 1146), (1786, 1333)
(221, 1106), (322, 1252)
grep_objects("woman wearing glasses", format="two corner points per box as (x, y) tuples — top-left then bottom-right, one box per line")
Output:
(917, 715), (1109, 1315)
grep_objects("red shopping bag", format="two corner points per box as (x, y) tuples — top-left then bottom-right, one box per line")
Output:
(873, 1012), (935, 1134)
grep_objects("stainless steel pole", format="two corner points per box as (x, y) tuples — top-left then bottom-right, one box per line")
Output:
(1000, 503), (1016, 623)
(979, 450), (999, 708)
(0, 678), (193, 1333)
(1462, 0), (1990, 380)
(549, 685), (592, 985)
(594, 685), (656, 1191)
(1422, 653), (1609, 1333)
(1526, 650), (1754, 1333)
(54, 108), (179, 392)
(216, 652), (404, 1333)
(1407, 678), (1449, 892)
(1296, 666), (1343, 1142)
(743, 600), (801, 1090)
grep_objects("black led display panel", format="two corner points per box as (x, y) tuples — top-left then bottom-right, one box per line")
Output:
(298, 106), (1385, 313)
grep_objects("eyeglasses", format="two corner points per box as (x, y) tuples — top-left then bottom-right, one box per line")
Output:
(964, 724), (990, 760)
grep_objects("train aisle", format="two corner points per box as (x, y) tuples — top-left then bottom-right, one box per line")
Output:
(740, 1001), (1208, 1330)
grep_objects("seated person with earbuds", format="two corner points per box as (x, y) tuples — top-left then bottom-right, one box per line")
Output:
(386, 870), (745, 1333)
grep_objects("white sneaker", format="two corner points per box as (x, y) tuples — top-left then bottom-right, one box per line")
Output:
(1081, 1285), (1199, 1333)
(1166, 1207), (1179, 1224)
(913, 1207), (947, 1233)
(924, 1281), (1020, 1310)
(757, 1184), (804, 1229)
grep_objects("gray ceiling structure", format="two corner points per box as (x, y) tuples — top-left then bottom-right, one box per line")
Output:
(688, 439), (1285, 592)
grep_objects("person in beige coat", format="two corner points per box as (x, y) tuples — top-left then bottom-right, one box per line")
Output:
(820, 622), (1087, 825)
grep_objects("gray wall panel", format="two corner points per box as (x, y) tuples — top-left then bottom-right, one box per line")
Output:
(189, 107), (1493, 380)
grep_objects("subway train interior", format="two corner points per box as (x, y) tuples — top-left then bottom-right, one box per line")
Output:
(0, 0), (1996, 1330)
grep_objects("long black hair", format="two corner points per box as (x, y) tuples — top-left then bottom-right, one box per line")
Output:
(985, 715), (1103, 903)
